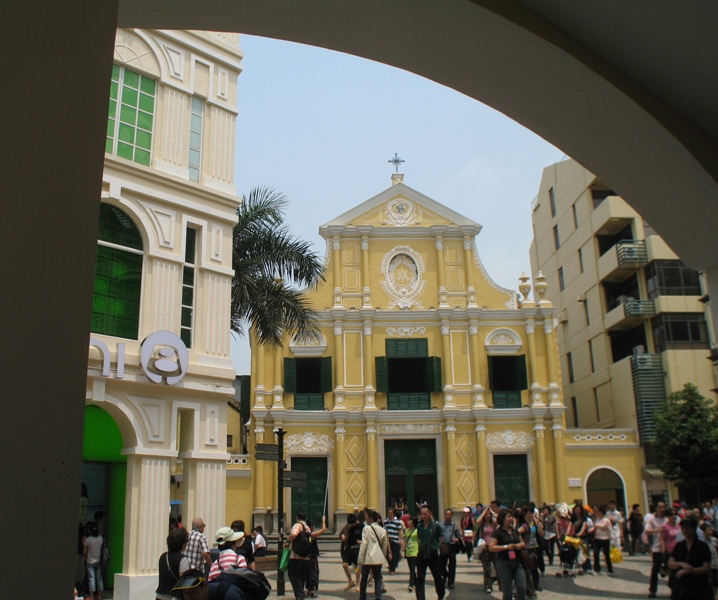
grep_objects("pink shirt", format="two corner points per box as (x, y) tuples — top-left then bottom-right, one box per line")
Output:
(208, 549), (247, 581)
(661, 522), (681, 554)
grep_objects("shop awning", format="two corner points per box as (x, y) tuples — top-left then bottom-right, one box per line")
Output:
(642, 467), (666, 479)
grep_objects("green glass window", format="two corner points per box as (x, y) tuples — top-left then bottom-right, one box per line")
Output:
(181, 227), (197, 348)
(106, 65), (155, 166)
(92, 204), (143, 339)
(189, 97), (204, 182)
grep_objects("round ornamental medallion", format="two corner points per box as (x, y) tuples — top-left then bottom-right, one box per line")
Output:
(386, 198), (415, 226)
(380, 245), (426, 309)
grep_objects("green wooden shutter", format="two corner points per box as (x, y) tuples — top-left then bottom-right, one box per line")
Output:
(386, 338), (428, 358)
(320, 356), (333, 393)
(426, 356), (443, 392)
(516, 355), (528, 390)
(375, 356), (388, 392)
(283, 357), (296, 393)
(487, 356), (495, 390)
(239, 375), (251, 420)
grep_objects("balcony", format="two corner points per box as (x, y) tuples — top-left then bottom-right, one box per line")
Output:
(590, 195), (637, 235)
(630, 354), (666, 444)
(604, 298), (655, 330)
(598, 240), (647, 282)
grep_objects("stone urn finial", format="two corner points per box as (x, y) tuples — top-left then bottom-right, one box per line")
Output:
(534, 271), (548, 301)
(518, 272), (531, 300)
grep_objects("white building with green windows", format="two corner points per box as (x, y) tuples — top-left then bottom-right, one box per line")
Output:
(85, 29), (242, 599)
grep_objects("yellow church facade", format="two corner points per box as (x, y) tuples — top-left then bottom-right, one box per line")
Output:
(229, 174), (645, 529)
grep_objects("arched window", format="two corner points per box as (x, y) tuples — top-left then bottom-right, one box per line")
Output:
(91, 204), (143, 339)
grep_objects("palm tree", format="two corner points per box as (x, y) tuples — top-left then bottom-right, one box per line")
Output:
(230, 186), (325, 348)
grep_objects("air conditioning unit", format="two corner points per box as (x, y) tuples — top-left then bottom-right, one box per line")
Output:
(633, 345), (645, 355)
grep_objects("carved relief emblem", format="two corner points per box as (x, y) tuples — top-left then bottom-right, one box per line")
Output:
(380, 246), (426, 309)
(386, 198), (415, 226)
(285, 431), (334, 453)
(485, 430), (534, 450)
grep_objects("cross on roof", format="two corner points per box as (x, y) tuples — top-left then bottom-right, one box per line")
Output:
(388, 153), (405, 173)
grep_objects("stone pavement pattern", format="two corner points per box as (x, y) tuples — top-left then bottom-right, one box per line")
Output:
(264, 553), (670, 600)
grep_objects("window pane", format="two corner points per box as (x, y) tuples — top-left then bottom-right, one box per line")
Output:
(106, 119), (115, 138)
(191, 96), (204, 112)
(135, 149), (150, 166)
(122, 87), (138, 107)
(183, 266), (195, 286)
(118, 123), (134, 143)
(190, 131), (201, 149)
(112, 64), (120, 81)
(105, 138), (113, 154)
(189, 167), (199, 182)
(110, 81), (118, 100)
(137, 111), (153, 131)
(191, 114), (202, 131)
(119, 105), (136, 125)
(108, 99), (117, 117)
(92, 245), (142, 339)
(189, 149), (200, 168)
(181, 307), (193, 327)
(669, 320), (690, 341)
(182, 286), (194, 306)
(117, 143), (133, 160)
(123, 69), (139, 88)
(180, 328), (192, 347)
(135, 130), (151, 150)
(140, 76), (155, 94)
(139, 93), (154, 113)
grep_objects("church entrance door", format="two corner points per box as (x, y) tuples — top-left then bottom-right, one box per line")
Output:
(385, 439), (438, 513)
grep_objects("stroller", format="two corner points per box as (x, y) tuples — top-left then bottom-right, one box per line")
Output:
(556, 536), (585, 577)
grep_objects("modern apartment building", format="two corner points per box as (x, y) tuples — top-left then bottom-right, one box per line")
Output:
(530, 158), (717, 506)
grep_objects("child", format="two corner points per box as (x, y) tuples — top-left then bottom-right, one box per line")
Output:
(305, 516), (327, 598)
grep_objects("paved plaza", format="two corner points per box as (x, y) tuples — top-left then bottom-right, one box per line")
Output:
(261, 551), (670, 600)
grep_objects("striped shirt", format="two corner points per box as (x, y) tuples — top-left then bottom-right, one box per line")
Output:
(384, 517), (403, 543)
(208, 549), (248, 581)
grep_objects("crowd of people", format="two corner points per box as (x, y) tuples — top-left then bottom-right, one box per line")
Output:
(73, 496), (718, 600)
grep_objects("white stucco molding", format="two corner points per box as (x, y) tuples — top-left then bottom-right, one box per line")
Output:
(485, 327), (522, 355)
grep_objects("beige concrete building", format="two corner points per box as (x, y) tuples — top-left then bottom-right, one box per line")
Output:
(83, 29), (242, 599)
(530, 159), (717, 507)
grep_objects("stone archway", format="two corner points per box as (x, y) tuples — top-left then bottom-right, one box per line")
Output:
(586, 467), (627, 512)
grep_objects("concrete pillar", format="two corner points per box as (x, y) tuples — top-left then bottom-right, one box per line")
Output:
(533, 423), (548, 503)
(436, 235), (449, 306)
(525, 319), (539, 387)
(544, 321), (559, 389)
(334, 423), (347, 513)
(464, 236), (477, 306)
(441, 320), (452, 392)
(366, 420), (379, 510)
(115, 453), (172, 599)
(445, 423), (458, 509)
(361, 234), (372, 308)
(253, 418), (267, 524)
(333, 236), (342, 307)
(363, 319), (374, 389)
(475, 422), (491, 502)
(334, 320), (345, 389)
(0, 3), (119, 597)
(552, 422), (567, 501)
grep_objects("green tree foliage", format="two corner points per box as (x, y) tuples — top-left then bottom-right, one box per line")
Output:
(652, 383), (718, 500)
(230, 187), (325, 348)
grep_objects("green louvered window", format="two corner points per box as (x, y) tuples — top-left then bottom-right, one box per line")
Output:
(92, 204), (143, 339)
(284, 357), (332, 410)
(487, 355), (528, 409)
(106, 64), (156, 166)
(379, 340), (441, 410)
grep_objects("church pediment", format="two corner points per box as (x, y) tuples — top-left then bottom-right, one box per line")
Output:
(320, 182), (481, 236)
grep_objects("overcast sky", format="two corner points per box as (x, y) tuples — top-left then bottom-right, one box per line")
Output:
(230, 35), (566, 374)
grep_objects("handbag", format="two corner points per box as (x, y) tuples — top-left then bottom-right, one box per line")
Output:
(279, 546), (291, 571)
(610, 546), (624, 564)
(370, 524), (390, 563)
(418, 521), (437, 560)
(520, 547), (534, 570)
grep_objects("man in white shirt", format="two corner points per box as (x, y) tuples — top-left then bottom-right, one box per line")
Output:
(644, 502), (667, 598)
(606, 501), (624, 549)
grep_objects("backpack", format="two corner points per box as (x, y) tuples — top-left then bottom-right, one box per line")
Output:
(292, 526), (312, 558)
(214, 566), (272, 600)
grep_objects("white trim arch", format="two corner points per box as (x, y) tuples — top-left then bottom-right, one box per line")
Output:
(584, 465), (629, 510)
(485, 327), (523, 355)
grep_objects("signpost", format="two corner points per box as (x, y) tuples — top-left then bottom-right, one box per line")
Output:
(253, 430), (310, 595)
